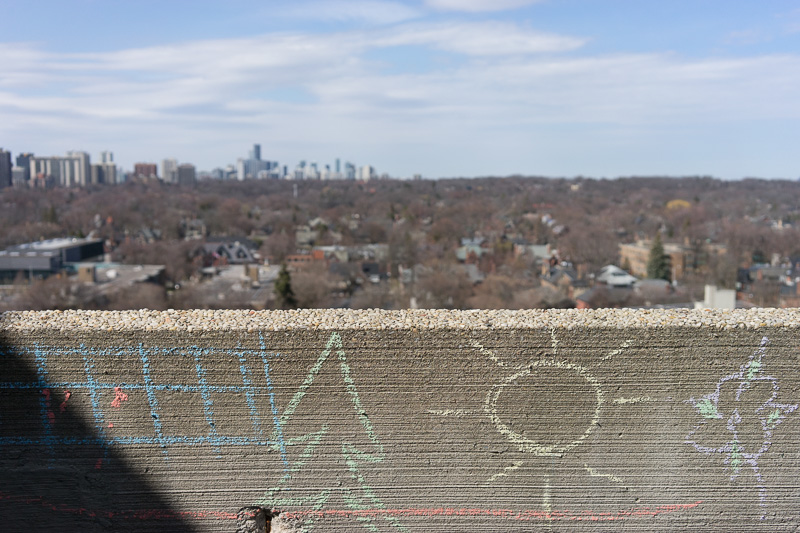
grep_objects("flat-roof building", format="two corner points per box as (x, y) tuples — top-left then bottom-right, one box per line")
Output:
(0, 238), (104, 283)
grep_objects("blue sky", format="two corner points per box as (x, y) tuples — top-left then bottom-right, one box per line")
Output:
(2, 0), (800, 179)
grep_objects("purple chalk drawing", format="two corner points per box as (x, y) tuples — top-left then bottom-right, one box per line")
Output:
(686, 336), (797, 519)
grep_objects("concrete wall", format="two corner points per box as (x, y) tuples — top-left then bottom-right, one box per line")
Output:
(2, 309), (800, 531)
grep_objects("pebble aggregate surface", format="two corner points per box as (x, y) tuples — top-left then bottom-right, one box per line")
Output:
(2, 308), (798, 331)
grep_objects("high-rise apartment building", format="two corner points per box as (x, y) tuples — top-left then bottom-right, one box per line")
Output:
(90, 163), (117, 185)
(133, 163), (158, 179)
(345, 162), (356, 180)
(100, 151), (113, 164)
(177, 163), (196, 185)
(30, 156), (59, 184)
(15, 153), (33, 182)
(29, 154), (87, 187)
(250, 144), (261, 161)
(162, 158), (178, 183)
(0, 149), (12, 188)
(65, 151), (90, 186)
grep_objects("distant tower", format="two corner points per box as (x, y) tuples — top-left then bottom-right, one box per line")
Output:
(335, 158), (341, 174)
(16, 153), (33, 181)
(66, 151), (91, 186)
(162, 158), (178, 183)
(134, 163), (158, 179)
(0, 148), (11, 188)
(250, 144), (261, 161)
(177, 163), (196, 185)
(100, 151), (114, 164)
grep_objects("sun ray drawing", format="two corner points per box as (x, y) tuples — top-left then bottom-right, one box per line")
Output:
(466, 332), (637, 498)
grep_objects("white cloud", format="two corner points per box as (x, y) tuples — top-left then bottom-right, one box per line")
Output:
(376, 21), (586, 55)
(274, 0), (422, 25)
(3, 23), (800, 176)
(425, 0), (543, 12)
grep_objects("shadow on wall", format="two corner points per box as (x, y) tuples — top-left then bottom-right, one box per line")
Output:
(0, 327), (193, 532)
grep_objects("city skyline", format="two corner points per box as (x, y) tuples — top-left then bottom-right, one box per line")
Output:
(2, 1), (800, 179)
(0, 143), (391, 186)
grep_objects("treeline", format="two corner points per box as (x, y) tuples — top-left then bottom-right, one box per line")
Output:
(2, 175), (800, 310)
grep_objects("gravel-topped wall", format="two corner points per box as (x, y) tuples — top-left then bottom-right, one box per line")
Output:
(2, 309), (800, 532)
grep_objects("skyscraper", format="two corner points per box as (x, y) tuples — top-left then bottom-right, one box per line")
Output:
(162, 158), (178, 183)
(15, 153), (33, 182)
(90, 162), (117, 185)
(28, 154), (88, 187)
(177, 163), (196, 185)
(0, 149), (11, 188)
(250, 144), (261, 161)
(65, 151), (90, 186)
(134, 163), (158, 179)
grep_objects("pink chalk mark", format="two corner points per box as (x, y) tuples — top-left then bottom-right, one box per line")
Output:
(0, 491), (702, 524)
(279, 501), (704, 523)
(41, 389), (55, 425)
(108, 422), (114, 428)
(111, 387), (128, 408)
(59, 390), (72, 412)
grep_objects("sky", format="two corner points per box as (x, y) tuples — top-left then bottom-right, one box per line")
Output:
(2, 0), (800, 179)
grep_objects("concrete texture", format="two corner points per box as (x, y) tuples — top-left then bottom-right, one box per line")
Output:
(2, 309), (800, 531)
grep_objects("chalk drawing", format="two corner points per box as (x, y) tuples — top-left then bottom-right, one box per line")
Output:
(139, 344), (168, 457)
(82, 351), (111, 469)
(542, 473), (552, 519)
(40, 389), (55, 426)
(237, 349), (263, 437)
(584, 463), (625, 485)
(59, 390), (71, 412)
(601, 340), (632, 361)
(259, 332), (407, 532)
(33, 346), (56, 465)
(193, 348), (222, 457)
(0, 342), (285, 460)
(111, 387), (128, 408)
(277, 501), (704, 522)
(470, 339), (506, 368)
(427, 409), (475, 417)
(686, 336), (798, 519)
(259, 334), (289, 472)
(485, 461), (524, 484)
(469, 332), (645, 516)
(613, 397), (656, 405)
(478, 329), (631, 457)
(486, 359), (604, 456)
(0, 488), (702, 523)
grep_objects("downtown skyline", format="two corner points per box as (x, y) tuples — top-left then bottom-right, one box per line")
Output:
(2, 1), (800, 180)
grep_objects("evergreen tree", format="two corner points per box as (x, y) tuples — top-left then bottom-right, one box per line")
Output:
(274, 264), (297, 309)
(646, 233), (671, 281)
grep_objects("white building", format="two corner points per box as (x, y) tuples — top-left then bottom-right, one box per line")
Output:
(162, 158), (178, 183)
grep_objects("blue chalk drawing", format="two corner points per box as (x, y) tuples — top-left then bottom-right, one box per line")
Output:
(139, 344), (168, 457)
(82, 349), (111, 467)
(193, 348), (222, 457)
(260, 333), (289, 472)
(0, 342), (284, 464)
(686, 336), (798, 519)
(33, 344), (56, 464)
(238, 349), (263, 437)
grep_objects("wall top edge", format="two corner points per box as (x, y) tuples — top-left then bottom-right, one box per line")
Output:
(2, 308), (800, 332)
